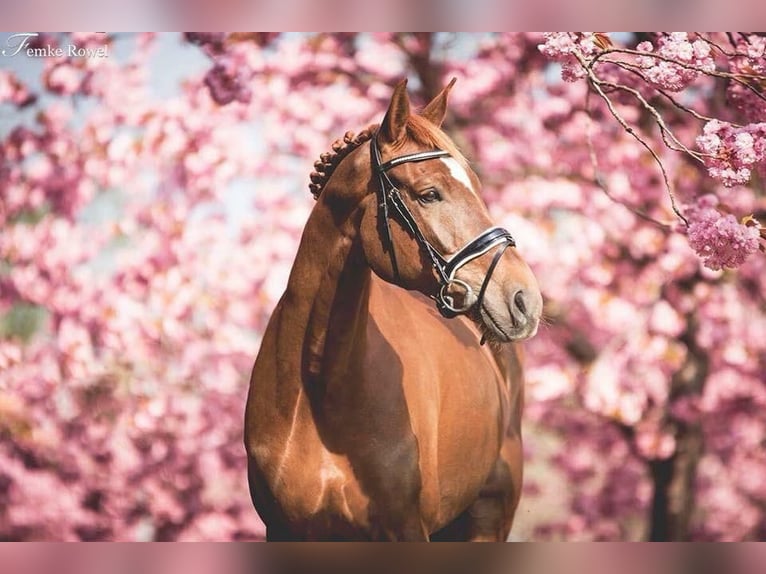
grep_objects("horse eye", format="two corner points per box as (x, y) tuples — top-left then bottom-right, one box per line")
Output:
(418, 189), (441, 204)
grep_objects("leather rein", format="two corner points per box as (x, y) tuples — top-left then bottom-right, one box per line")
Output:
(370, 133), (516, 321)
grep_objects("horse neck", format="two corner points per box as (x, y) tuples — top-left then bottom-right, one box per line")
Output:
(281, 195), (371, 387)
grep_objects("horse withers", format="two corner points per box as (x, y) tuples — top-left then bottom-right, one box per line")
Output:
(245, 79), (542, 541)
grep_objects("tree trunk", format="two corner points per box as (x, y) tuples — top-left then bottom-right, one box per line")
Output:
(648, 422), (704, 540)
(647, 311), (708, 541)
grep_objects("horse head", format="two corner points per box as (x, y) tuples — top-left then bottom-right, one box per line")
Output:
(318, 79), (543, 342)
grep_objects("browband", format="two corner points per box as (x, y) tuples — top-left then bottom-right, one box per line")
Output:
(376, 150), (451, 173)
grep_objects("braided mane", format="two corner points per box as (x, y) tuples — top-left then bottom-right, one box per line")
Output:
(309, 125), (377, 200)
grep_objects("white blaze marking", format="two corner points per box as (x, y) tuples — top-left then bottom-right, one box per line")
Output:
(440, 157), (476, 196)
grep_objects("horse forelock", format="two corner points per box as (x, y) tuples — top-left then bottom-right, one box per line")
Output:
(400, 114), (468, 169)
(308, 115), (468, 201)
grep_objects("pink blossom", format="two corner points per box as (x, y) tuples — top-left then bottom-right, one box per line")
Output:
(727, 34), (766, 121)
(45, 63), (82, 95)
(697, 120), (766, 186)
(685, 194), (761, 270)
(635, 420), (677, 460)
(527, 365), (572, 402)
(184, 33), (226, 50)
(538, 32), (600, 82)
(56, 318), (97, 381)
(0, 341), (22, 370)
(203, 62), (252, 106)
(648, 300), (684, 337)
(696, 120), (766, 186)
(0, 70), (35, 107)
(637, 33), (715, 91)
(39, 101), (73, 130)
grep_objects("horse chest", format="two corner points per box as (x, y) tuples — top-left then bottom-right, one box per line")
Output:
(362, 301), (510, 530)
(249, 270), (520, 540)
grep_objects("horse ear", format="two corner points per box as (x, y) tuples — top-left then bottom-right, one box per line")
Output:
(420, 77), (456, 127)
(379, 78), (410, 145)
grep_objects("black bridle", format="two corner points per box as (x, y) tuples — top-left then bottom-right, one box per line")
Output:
(370, 133), (516, 320)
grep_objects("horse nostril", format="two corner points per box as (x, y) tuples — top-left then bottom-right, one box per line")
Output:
(514, 290), (528, 316)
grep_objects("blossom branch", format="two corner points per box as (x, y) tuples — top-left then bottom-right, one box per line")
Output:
(598, 78), (708, 162)
(540, 32), (765, 269)
(583, 91), (675, 230)
(575, 51), (690, 226)
(589, 46), (766, 103)
(597, 58), (725, 125)
(694, 33), (749, 59)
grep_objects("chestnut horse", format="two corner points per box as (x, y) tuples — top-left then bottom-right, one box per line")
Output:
(245, 79), (542, 541)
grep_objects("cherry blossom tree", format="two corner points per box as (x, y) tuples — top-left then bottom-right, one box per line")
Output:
(1, 32), (764, 541)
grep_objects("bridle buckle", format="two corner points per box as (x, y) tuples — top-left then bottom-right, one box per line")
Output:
(437, 279), (475, 318)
